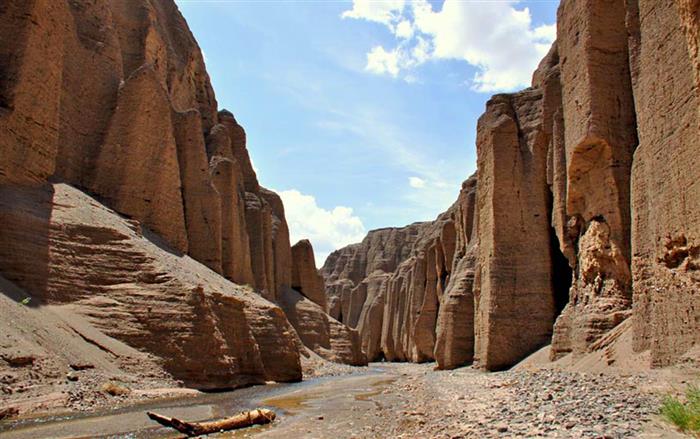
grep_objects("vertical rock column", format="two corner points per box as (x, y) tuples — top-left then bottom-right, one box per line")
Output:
(474, 89), (555, 371)
(435, 176), (478, 370)
(173, 109), (223, 272)
(0, 0), (67, 185)
(90, 65), (189, 253)
(551, 0), (638, 359)
(291, 240), (327, 310)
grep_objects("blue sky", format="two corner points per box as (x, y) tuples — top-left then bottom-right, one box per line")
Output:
(175, 0), (559, 264)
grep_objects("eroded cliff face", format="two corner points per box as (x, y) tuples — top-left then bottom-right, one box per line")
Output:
(321, 177), (478, 367)
(324, 0), (698, 370)
(628, 0), (700, 367)
(0, 0), (363, 393)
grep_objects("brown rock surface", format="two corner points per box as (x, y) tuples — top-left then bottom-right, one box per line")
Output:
(0, 183), (301, 388)
(434, 178), (479, 369)
(550, 0), (637, 360)
(628, 0), (700, 366)
(0, 0), (67, 185)
(327, 0), (698, 371)
(279, 287), (366, 366)
(474, 88), (558, 370)
(291, 240), (327, 310)
(2, 0), (698, 412)
(0, 0), (365, 411)
(90, 64), (189, 254)
(0, 273), (180, 418)
(321, 176), (479, 365)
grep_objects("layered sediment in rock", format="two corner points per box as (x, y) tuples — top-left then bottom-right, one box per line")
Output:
(0, 0), (362, 393)
(0, 184), (301, 388)
(279, 287), (366, 366)
(325, 0), (698, 370)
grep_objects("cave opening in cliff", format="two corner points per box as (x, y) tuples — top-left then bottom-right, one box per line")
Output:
(550, 227), (572, 316)
(0, 74), (10, 112)
(547, 192), (572, 317)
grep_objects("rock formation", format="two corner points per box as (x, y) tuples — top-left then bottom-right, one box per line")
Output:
(279, 287), (365, 366)
(628, 0), (700, 367)
(323, 0), (699, 370)
(322, 177), (478, 366)
(0, 184), (301, 389)
(0, 0), (363, 401)
(1, 0), (696, 410)
(291, 240), (327, 310)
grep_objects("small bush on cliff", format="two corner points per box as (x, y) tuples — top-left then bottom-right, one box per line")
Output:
(660, 384), (700, 434)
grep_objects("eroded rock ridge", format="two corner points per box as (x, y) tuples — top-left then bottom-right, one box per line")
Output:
(0, 0), (364, 397)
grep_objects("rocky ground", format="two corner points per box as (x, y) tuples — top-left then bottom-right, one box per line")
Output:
(255, 362), (694, 439)
(3, 360), (696, 438)
(373, 364), (665, 438)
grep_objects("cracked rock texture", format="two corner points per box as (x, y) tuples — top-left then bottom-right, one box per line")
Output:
(323, 0), (698, 370)
(0, 0), (362, 400)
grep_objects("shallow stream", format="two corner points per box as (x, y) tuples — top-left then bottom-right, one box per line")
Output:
(0, 366), (396, 438)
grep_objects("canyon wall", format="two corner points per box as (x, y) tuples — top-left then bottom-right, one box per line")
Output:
(0, 0), (363, 393)
(322, 177), (478, 367)
(323, 0), (698, 370)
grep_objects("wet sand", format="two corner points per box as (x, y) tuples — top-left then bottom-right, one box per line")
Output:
(0, 368), (389, 439)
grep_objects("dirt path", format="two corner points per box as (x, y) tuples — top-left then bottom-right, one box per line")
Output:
(0, 363), (691, 438)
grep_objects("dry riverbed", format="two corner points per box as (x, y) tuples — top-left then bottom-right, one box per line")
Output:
(255, 363), (689, 439)
(1, 362), (694, 438)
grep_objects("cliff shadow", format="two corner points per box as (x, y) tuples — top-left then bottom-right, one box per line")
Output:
(546, 190), (572, 320)
(0, 183), (53, 307)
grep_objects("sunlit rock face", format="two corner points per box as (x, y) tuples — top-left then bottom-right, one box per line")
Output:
(321, 176), (478, 366)
(0, 0), (363, 388)
(324, 0), (699, 370)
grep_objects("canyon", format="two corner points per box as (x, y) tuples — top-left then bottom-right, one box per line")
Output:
(323, 0), (699, 373)
(0, 0), (364, 418)
(0, 0), (698, 435)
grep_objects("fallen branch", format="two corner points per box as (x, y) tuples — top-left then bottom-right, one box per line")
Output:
(147, 408), (276, 437)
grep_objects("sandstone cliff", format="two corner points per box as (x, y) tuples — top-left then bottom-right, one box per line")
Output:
(323, 0), (699, 370)
(0, 0), (363, 405)
(322, 177), (478, 366)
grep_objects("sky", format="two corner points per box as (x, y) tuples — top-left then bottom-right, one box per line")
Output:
(174, 0), (559, 265)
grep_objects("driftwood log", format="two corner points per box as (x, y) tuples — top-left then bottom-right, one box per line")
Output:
(147, 408), (276, 436)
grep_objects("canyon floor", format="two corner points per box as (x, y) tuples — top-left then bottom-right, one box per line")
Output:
(2, 355), (697, 439)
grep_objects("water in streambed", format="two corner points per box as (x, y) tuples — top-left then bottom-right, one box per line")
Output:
(0, 366), (396, 439)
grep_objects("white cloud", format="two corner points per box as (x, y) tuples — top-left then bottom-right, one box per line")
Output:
(395, 20), (413, 38)
(366, 46), (400, 77)
(403, 74), (419, 84)
(409, 176), (426, 188)
(341, 0), (406, 27)
(278, 189), (366, 267)
(533, 23), (557, 42)
(342, 0), (556, 92)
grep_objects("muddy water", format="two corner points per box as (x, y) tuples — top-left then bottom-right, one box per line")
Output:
(0, 367), (396, 439)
